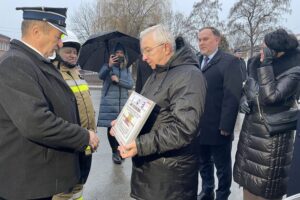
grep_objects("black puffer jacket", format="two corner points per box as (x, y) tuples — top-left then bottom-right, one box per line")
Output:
(233, 50), (300, 199)
(130, 45), (206, 200)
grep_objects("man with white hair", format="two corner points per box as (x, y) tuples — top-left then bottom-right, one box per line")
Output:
(111, 24), (207, 200)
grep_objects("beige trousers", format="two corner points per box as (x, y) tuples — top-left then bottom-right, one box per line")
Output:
(244, 189), (283, 200)
(52, 184), (84, 200)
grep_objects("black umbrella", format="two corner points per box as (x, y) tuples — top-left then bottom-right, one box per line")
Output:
(78, 31), (140, 72)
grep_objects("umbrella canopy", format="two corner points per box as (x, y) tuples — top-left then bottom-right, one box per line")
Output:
(78, 31), (140, 72)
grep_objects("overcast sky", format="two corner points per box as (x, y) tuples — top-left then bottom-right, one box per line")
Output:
(0, 0), (299, 39)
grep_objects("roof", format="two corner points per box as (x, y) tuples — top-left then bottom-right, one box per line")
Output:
(0, 33), (11, 41)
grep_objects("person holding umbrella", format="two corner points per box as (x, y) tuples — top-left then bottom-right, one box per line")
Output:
(97, 43), (134, 164)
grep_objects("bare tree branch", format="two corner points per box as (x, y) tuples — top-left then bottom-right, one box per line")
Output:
(227, 0), (291, 57)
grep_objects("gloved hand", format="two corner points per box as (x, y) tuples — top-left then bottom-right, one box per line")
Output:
(261, 47), (277, 67)
(240, 96), (251, 114)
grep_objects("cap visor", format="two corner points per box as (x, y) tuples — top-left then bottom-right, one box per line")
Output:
(48, 22), (67, 35)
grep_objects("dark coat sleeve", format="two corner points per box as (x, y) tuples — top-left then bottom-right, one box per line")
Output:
(99, 64), (111, 80)
(136, 69), (206, 156)
(219, 56), (243, 133)
(0, 56), (89, 151)
(135, 60), (143, 93)
(135, 59), (152, 93)
(240, 58), (247, 81)
(257, 66), (300, 104)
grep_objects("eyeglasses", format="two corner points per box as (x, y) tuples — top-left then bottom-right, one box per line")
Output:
(141, 43), (165, 56)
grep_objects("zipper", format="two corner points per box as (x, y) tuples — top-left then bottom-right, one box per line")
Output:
(256, 92), (264, 120)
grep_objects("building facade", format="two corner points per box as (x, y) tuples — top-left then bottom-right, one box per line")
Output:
(296, 33), (300, 43)
(0, 33), (10, 57)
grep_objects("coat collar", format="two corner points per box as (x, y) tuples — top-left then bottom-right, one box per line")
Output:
(200, 50), (222, 72)
(11, 39), (51, 64)
(11, 39), (66, 84)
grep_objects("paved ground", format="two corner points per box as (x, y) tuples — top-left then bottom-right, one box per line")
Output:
(83, 89), (243, 200)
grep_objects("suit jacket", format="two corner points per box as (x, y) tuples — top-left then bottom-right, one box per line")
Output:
(239, 58), (247, 81)
(198, 50), (243, 145)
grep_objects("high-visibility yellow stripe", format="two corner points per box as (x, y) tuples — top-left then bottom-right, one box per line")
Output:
(73, 194), (83, 200)
(74, 196), (83, 200)
(70, 84), (89, 93)
(66, 79), (87, 86)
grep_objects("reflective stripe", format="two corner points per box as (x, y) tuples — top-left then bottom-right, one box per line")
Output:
(70, 84), (89, 93)
(66, 79), (87, 86)
(74, 196), (83, 200)
(52, 193), (73, 200)
(73, 190), (83, 200)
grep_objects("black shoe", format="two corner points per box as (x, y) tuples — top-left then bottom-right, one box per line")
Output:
(112, 151), (122, 164)
(197, 191), (215, 200)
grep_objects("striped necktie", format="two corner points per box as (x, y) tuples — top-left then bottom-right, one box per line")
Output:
(202, 56), (209, 70)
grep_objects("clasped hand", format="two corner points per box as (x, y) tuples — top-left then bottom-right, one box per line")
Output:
(88, 130), (99, 152)
(111, 75), (119, 83)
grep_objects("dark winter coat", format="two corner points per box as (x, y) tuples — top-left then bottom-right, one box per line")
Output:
(233, 49), (300, 199)
(135, 57), (153, 93)
(239, 57), (247, 81)
(130, 45), (206, 200)
(198, 50), (243, 145)
(97, 64), (134, 127)
(287, 112), (300, 197)
(0, 40), (89, 200)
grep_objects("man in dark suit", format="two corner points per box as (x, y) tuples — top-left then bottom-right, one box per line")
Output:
(234, 48), (247, 81)
(197, 27), (243, 200)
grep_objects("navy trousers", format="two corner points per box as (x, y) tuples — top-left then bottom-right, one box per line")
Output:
(107, 127), (119, 152)
(198, 142), (232, 200)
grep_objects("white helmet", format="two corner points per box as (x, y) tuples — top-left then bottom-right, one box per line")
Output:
(62, 30), (81, 52)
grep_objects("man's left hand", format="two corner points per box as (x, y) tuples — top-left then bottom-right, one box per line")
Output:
(118, 141), (138, 158)
(220, 130), (230, 136)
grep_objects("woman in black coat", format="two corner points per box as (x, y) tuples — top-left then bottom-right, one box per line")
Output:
(233, 29), (300, 200)
(287, 112), (300, 197)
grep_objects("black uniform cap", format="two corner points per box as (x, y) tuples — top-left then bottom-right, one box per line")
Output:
(16, 7), (67, 34)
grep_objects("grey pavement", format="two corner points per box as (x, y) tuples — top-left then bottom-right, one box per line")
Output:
(83, 89), (243, 200)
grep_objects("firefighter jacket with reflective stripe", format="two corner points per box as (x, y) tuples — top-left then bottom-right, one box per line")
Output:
(54, 62), (96, 184)
(58, 64), (96, 132)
